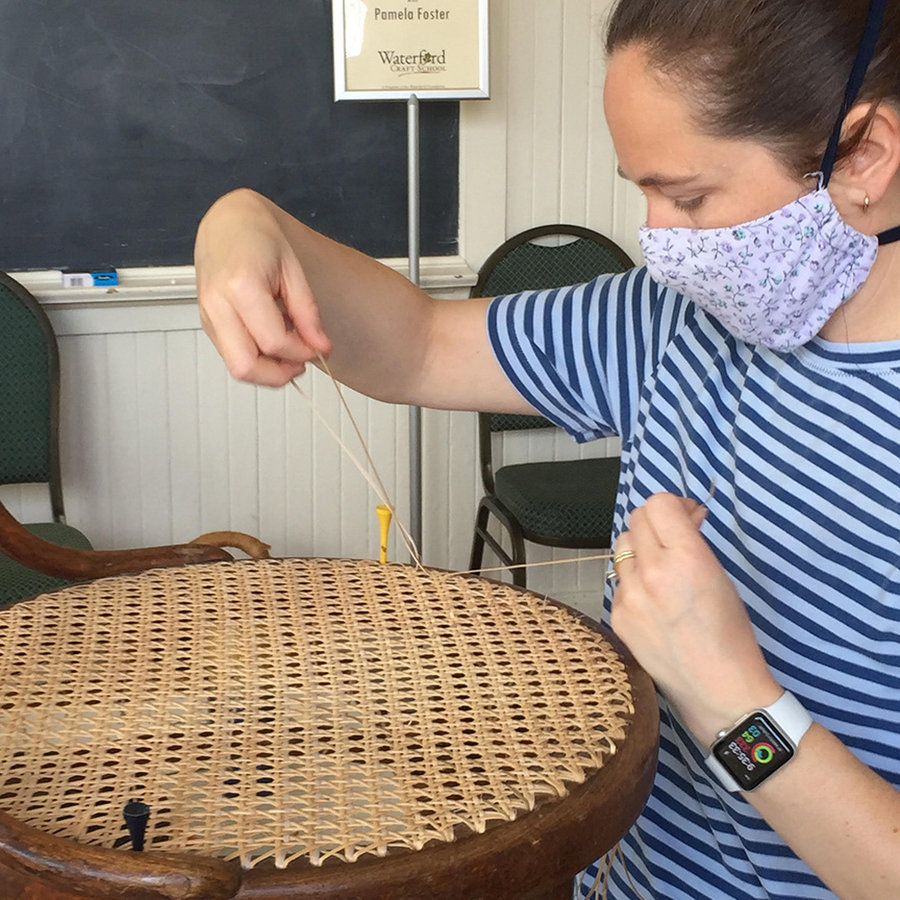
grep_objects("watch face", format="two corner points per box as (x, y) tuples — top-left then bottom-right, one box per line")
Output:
(712, 712), (795, 791)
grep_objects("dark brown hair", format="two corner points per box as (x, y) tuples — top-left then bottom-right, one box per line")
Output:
(605, 0), (900, 176)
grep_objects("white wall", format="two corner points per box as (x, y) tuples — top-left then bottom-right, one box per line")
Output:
(461, 0), (646, 270)
(4, 0), (647, 605)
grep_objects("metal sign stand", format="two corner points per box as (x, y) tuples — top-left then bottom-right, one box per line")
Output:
(332, 0), (490, 565)
(407, 95), (423, 558)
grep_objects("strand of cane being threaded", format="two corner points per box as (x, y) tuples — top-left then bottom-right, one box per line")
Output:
(289, 354), (422, 568)
(292, 355), (714, 580)
(291, 357), (596, 578)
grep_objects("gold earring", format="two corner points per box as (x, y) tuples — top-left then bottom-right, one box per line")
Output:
(864, 193), (871, 213)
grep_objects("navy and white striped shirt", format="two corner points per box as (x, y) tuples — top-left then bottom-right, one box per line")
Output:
(487, 267), (900, 900)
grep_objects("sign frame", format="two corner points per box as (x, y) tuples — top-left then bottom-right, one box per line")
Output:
(333, 0), (490, 101)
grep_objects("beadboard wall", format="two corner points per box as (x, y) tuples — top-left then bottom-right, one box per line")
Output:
(3, 0), (645, 606)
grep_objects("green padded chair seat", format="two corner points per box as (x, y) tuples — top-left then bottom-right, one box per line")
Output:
(493, 457), (620, 546)
(0, 522), (93, 609)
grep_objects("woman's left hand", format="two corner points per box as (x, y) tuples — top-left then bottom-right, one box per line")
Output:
(610, 492), (782, 745)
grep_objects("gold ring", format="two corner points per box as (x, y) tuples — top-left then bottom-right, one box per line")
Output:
(606, 549), (637, 583)
(613, 550), (637, 567)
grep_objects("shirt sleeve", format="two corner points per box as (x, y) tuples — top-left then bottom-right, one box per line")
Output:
(486, 266), (683, 444)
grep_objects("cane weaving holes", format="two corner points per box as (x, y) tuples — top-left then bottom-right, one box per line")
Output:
(0, 558), (634, 869)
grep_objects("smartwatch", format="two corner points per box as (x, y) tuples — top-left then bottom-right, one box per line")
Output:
(705, 691), (813, 793)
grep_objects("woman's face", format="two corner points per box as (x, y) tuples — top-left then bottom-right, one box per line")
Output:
(604, 44), (812, 230)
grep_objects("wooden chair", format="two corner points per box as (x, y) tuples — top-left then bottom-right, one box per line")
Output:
(469, 226), (634, 586)
(0, 558), (659, 900)
(0, 496), (270, 583)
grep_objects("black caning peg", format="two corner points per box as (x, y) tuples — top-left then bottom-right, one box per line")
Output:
(123, 800), (151, 851)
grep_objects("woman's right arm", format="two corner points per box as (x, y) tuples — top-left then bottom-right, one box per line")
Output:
(195, 188), (535, 413)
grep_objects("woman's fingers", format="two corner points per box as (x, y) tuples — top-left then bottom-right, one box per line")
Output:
(201, 293), (310, 388)
(610, 535), (638, 581)
(195, 189), (332, 386)
(611, 495), (709, 586)
(279, 257), (333, 358)
(200, 245), (333, 387)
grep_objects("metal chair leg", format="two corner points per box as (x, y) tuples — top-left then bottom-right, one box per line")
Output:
(469, 501), (491, 572)
(470, 498), (529, 588)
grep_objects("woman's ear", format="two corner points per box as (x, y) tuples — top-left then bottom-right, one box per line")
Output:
(835, 101), (900, 217)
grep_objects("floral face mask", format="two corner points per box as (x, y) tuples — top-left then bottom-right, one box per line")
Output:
(638, 0), (900, 352)
(638, 182), (882, 352)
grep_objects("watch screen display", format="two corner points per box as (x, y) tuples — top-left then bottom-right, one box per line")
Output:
(713, 712), (795, 791)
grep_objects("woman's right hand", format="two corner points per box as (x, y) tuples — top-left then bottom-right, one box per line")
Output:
(194, 189), (332, 387)
(194, 189), (532, 415)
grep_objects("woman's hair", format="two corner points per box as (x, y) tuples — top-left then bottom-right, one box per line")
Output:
(605, 0), (900, 176)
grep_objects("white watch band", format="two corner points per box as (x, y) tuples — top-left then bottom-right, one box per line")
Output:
(704, 691), (813, 793)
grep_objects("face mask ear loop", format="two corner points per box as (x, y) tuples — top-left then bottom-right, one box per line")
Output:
(879, 225), (900, 246)
(820, 0), (886, 187)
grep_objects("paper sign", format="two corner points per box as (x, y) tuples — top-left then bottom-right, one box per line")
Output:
(333, 0), (489, 100)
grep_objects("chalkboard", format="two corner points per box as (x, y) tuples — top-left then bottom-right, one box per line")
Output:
(0, 0), (459, 271)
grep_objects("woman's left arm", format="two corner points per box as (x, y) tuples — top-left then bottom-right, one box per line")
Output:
(611, 493), (900, 900)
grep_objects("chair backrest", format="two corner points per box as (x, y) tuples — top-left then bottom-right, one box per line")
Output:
(472, 226), (634, 491)
(472, 224), (634, 300)
(0, 272), (65, 521)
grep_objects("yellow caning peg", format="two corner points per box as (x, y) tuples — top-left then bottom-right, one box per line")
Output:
(376, 504), (393, 564)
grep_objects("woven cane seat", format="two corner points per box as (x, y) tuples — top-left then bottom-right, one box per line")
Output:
(0, 558), (658, 900)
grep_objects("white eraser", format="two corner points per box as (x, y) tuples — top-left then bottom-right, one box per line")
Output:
(61, 272), (94, 288)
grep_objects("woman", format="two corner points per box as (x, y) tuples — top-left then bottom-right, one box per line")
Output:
(195, 1), (900, 896)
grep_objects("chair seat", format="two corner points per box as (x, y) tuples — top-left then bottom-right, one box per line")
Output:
(0, 558), (659, 900)
(494, 456), (620, 545)
(0, 522), (93, 608)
